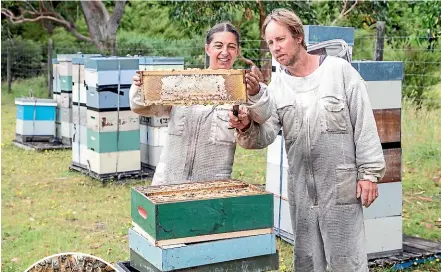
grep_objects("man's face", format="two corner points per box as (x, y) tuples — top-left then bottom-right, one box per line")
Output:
(265, 20), (302, 67)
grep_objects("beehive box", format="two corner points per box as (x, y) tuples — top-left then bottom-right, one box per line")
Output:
(138, 56), (184, 71)
(15, 98), (57, 141)
(86, 85), (131, 111)
(128, 227), (277, 272)
(131, 179), (273, 246)
(84, 148), (141, 175)
(129, 248), (279, 272)
(84, 57), (139, 87)
(52, 58), (60, 95)
(137, 69), (247, 106)
(87, 110), (139, 133)
(87, 129), (140, 153)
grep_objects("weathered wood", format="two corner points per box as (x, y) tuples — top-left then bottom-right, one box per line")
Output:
(15, 134), (54, 143)
(47, 39), (53, 98)
(403, 235), (441, 252)
(138, 69), (247, 106)
(132, 221), (272, 247)
(381, 148), (402, 183)
(374, 109), (401, 143)
(374, 21), (385, 61)
(12, 140), (71, 152)
(129, 248), (279, 272)
(131, 180), (273, 242)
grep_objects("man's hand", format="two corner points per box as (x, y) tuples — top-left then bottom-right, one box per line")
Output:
(133, 75), (141, 87)
(229, 105), (251, 131)
(357, 180), (379, 208)
(245, 66), (263, 96)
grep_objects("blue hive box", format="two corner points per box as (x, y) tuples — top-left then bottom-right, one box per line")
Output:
(84, 57), (139, 87)
(15, 98), (57, 140)
(304, 25), (355, 46)
(86, 85), (131, 111)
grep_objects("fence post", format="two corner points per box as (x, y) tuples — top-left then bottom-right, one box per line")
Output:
(7, 39), (12, 93)
(48, 38), (53, 98)
(374, 21), (385, 61)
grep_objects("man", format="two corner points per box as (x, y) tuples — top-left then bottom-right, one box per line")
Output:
(229, 8), (386, 272)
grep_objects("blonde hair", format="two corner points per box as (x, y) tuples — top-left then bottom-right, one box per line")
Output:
(262, 8), (307, 50)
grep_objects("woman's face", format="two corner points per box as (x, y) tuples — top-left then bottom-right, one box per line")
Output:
(205, 31), (239, 70)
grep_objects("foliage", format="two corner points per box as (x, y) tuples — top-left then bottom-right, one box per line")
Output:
(119, 1), (190, 40)
(116, 30), (206, 68)
(0, 37), (45, 80)
(384, 39), (441, 108)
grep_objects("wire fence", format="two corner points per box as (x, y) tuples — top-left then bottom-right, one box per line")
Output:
(1, 36), (440, 106)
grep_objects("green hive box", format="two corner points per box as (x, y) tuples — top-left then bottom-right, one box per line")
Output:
(131, 179), (273, 245)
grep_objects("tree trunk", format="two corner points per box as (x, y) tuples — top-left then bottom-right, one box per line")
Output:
(80, 0), (126, 54)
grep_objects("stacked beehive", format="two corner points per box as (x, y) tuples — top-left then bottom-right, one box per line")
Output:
(71, 55), (101, 168)
(52, 58), (61, 140)
(351, 61), (404, 258)
(129, 180), (278, 271)
(138, 56), (184, 170)
(82, 57), (141, 177)
(266, 25), (404, 259)
(56, 54), (80, 146)
(15, 98), (57, 143)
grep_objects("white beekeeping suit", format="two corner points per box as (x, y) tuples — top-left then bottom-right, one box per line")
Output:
(129, 84), (238, 185)
(236, 56), (386, 271)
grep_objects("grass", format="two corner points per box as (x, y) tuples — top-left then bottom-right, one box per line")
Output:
(1, 77), (441, 272)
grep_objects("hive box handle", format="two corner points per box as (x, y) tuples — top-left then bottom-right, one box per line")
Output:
(138, 206), (148, 219)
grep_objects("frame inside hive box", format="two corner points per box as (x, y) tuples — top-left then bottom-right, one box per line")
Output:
(131, 179), (273, 246)
(137, 69), (247, 106)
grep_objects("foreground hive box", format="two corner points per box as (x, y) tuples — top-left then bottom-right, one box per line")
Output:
(137, 69), (247, 106)
(128, 227), (277, 271)
(131, 180), (273, 245)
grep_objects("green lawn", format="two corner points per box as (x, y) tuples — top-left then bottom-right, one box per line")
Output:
(1, 77), (440, 271)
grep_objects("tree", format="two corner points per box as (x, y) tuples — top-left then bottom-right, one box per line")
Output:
(1, 0), (126, 54)
(162, 1), (316, 83)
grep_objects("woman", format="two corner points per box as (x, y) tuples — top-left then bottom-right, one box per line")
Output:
(130, 22), (263, 185)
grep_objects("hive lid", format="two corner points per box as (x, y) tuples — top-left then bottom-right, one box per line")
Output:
(15, 98), (57, 106)
(138, 56), (185, 65)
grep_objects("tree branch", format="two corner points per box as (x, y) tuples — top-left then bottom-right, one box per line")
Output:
(331, 0), (359, 25)
(344, 0), (359, 16)
(1, 8), (93, 43)
(109, 0), (126, 28)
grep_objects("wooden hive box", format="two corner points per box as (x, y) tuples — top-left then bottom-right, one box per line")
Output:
(137, 69), (247, 106)
(131, 179), (274, 246)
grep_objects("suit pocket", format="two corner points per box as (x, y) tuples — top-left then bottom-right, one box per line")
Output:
(335, 164), (360, 205)
(322, 96), (348, 134)
(211, 108), (235, 146)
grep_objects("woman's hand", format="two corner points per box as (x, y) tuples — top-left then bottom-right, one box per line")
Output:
(245, 66), (263, 96)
